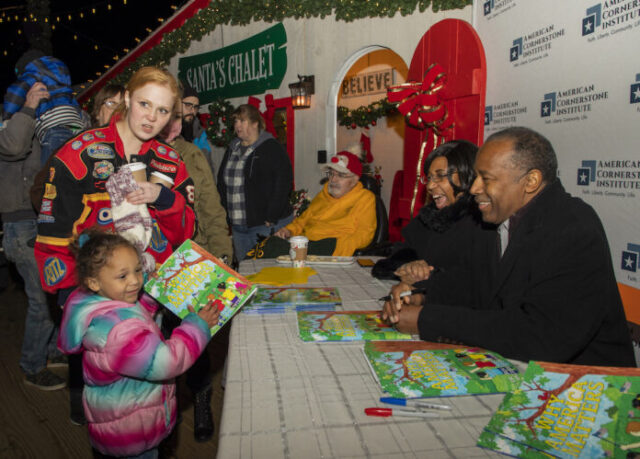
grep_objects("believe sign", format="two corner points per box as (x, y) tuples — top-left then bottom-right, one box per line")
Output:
(178, 23), (287, 103)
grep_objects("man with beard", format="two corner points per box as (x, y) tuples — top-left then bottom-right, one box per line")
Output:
(180, 82), (216, 172)
(274, 151), (376, 256)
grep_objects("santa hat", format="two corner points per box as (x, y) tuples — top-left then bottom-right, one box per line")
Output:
(326, 151), (362, 177)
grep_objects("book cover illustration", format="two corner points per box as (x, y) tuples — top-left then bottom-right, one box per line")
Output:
(243, 287), (341, 314)
(144, 240), (257, 335)
(364, 341), (521, 398)
(297, 310), (414, 342)
(477, 429), (556, 459)
(478, 361), (640, 459)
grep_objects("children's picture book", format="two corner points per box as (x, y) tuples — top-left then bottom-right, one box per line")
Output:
(297, 310), (414, 342)
(144, 240), (257, 336)
(364, 341), (522, 398)
(478, 361), (640, 459)
(477, 429), (554, 459)
(243, 287), (341, 314)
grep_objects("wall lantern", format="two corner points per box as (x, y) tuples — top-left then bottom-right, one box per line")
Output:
(289, 75), (315, 109)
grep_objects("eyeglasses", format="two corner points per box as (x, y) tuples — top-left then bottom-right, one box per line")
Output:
(182, 101), (200, 111)
(103, 100), (119, 108)
(325, 170), (354, 180)
(420, 170), (457, 185)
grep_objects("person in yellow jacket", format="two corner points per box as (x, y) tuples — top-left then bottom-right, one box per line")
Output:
(274, 151), (376, 256)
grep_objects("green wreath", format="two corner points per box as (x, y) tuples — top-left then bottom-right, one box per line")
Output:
(206, 98), (236, 147)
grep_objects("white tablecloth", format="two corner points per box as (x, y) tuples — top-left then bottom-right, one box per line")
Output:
(216, 258), (504, 458)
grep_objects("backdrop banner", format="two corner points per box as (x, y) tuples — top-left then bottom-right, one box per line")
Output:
(474, 0), (640, 346)
(178, 23), (287, 103)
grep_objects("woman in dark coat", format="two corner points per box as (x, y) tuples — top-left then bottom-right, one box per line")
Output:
(372, 140), (486, 300)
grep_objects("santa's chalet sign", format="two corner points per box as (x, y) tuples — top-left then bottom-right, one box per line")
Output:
(178, 23), (287, 103)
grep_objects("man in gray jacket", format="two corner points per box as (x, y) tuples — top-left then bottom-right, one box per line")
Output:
(1, 80), (66, 390)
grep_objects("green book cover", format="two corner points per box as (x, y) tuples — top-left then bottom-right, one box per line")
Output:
(144, 239), (257, 336)
(479, 361), (640, 459)
(364, 341), (521, 398)
(297, 310), (413, 342)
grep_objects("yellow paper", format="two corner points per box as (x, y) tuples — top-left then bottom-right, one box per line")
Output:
(245, 267), (317, 286)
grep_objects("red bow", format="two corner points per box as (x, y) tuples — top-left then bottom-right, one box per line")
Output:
(387, 64), (452, 134)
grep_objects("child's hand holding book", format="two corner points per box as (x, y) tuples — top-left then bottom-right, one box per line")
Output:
(187, 303), (220, 330)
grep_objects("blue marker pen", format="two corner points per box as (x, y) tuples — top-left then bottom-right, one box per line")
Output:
(380, 397), (451, 411)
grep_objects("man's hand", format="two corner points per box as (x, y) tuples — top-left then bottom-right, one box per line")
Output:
(25, 82), (49, 110)
(126, 182), (162, 205)
(393, 304), (422, 335)
(394, 260), (434, 285)
(274, 227), (291, 239)
(380, 281), (424, 323)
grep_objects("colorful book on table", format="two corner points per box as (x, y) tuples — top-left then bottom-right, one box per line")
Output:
(242, 287), (341, 314)
(477, 360), (640, 459)
(144, 239), (257, 336)
(297, 310), (413, 342)
(364, 341), (522, 398)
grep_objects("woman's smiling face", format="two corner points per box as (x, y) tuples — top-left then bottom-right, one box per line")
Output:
(426, 156), (461, 209)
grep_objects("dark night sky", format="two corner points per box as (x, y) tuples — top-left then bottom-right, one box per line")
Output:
(0, 0), (189, 96)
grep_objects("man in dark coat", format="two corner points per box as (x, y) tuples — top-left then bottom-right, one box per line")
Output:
(382, 126), (635, 367)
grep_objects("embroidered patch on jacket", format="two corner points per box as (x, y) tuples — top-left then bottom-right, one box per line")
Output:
(92, 160), (115, 180)
(40, 199), (53, 214)
(95, 130), (106, 139)
(82, 133), (94, 142)
(37, 214), (55, 224)
(96, 207), (112, 225)
(49, 167), (55, 182)
(43, 257), (66, 287)
(149, 221), (168, 253)
(43, 183), (57, 200)
(71, 140), (83, 150)
(150, 159), (177, 174)
(87, 143), (115, 159)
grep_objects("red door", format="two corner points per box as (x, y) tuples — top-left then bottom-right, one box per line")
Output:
(388, 19), (486, 241)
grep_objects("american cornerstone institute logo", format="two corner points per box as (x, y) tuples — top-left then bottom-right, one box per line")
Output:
(540, 84), (608, 120)
(576, 159), (640, 198)
(509, 24), (565, 65)
(582, 2), (640, 37)
(622, 243), (640, 273)
(485, 101), (527, 129)
(631, 74), (640, 104)
(483, 0), (516, 17)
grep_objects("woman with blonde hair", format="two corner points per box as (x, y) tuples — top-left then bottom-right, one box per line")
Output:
(35, 66), (196, 426)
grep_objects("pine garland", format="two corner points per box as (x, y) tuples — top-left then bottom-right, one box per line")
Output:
(337, 97), (398, 129)
(110, 0), (471, 86)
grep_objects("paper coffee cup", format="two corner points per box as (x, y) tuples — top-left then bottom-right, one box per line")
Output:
(123, 162), (147, 183)
(150, 171), (174, 188)
(289, 235), (309, 268)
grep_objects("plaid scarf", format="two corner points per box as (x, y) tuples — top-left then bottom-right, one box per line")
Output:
(224, 143), (253, 226)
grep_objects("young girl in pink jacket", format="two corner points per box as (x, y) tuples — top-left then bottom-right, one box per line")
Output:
(58, 231), (219, 457)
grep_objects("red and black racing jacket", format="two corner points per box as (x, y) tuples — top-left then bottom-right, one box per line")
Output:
(35, 117), (196, 293)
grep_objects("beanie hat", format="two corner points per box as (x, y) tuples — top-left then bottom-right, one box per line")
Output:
(326, 151), (362, 177)
(181, 81), (199, 100)
(15, 49), (45, 75)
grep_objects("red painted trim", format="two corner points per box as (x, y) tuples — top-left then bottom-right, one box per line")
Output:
(78, 0), (211, 103)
